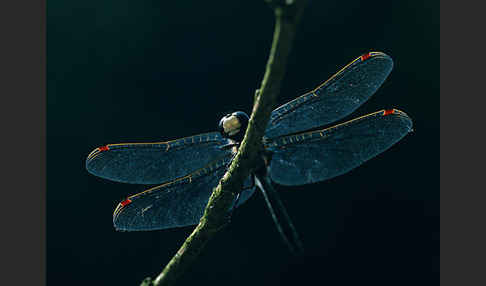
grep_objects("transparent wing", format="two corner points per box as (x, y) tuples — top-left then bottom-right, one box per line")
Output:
(264, 52), (393, 139)
(265, 109), (413, 186)
(86, 132), (233, 185)
(113, 158), (256, 231)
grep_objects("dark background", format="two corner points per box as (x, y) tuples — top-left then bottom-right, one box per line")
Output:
(48, 1), (438, 285)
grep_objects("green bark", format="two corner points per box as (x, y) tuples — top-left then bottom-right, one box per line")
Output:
(143, 1), (307, 285)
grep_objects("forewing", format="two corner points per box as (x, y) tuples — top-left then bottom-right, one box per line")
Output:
(113, 158), (256, 231)
(265, 52), (393, 139)
(266, 109), (412, 186)
(86, 132), (233, 185)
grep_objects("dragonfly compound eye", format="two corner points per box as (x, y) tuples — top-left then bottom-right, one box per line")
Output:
(218, 111), (249, 142)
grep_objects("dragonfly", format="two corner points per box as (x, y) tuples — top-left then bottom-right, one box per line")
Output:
(86, 51), (413, 254)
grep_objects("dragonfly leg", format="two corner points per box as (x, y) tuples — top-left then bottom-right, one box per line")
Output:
(232, 192), (241, 209)
(254, 173), (304, 255)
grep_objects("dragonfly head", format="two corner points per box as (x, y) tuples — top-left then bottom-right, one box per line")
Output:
(218, 111), (249, 142)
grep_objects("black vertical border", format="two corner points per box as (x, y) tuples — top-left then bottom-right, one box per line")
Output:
(0, 0), (45, 285)
(441, 1), (486, 286)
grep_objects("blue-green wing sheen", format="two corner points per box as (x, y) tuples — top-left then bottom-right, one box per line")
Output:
(113, 158), (256, 231)
(265, 52), (393, 139)
(265, 109), (413, 186)
(86, 132), (233, 185)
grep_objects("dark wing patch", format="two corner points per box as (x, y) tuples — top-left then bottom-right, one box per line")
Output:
(86, 132), (233, 185)
(265, 52), (393, 139)
(113, 158), (256, 231)
(265, 109), (412, 186)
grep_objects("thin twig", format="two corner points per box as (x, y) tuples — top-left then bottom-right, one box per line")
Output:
(144, 1), (307, 285)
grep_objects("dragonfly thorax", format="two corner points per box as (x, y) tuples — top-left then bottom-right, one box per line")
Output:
(218, 111), (249, 142)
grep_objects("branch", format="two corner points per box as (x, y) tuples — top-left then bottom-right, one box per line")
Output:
(143, 1), (307, 285)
